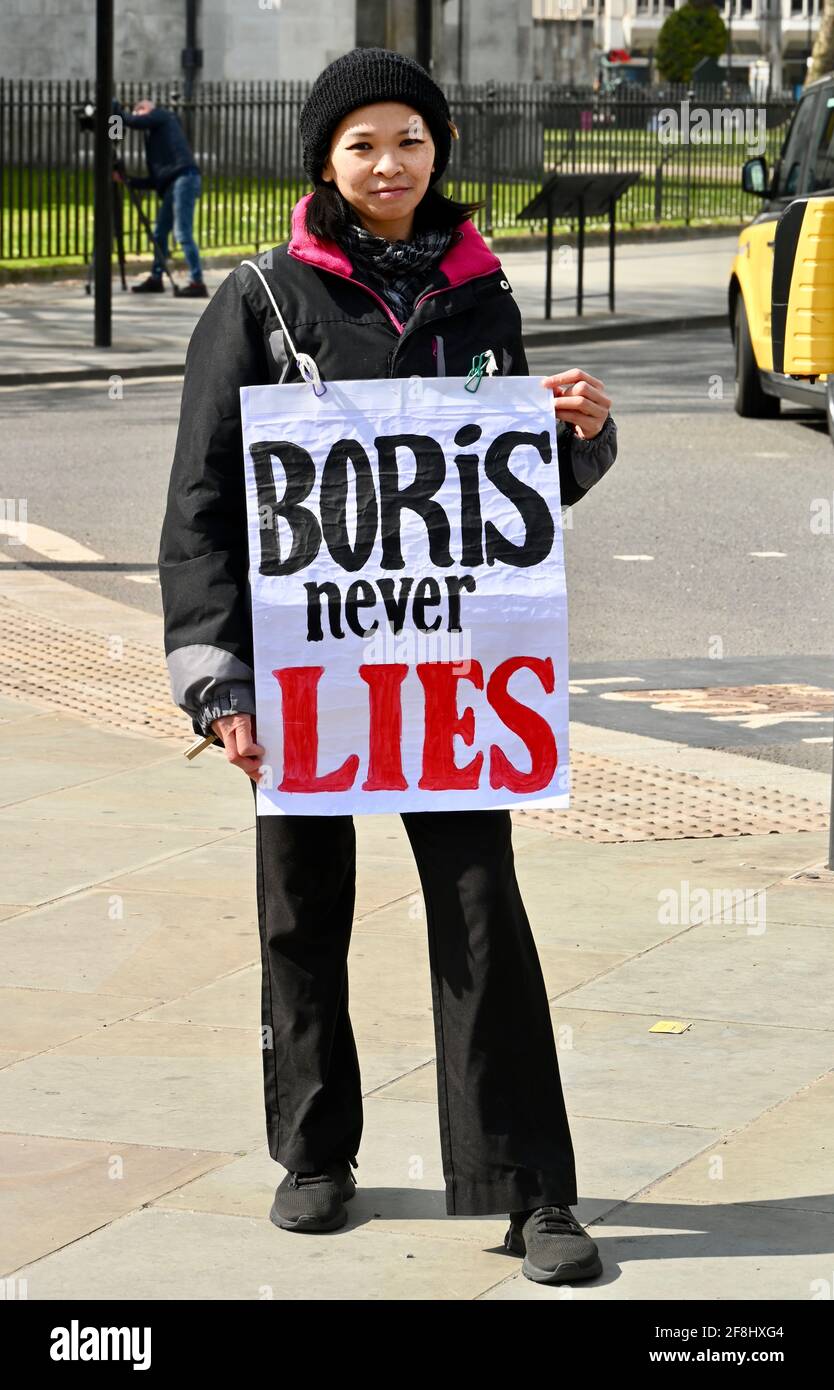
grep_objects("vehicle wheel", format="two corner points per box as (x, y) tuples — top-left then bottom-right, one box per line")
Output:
(734, 296), (780, 418)
(826, 376), (834, 446)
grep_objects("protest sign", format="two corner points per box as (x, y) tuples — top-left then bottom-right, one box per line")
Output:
(241, 375), (569, 815)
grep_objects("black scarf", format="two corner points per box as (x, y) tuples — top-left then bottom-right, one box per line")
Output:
(337, 218), (458, 324)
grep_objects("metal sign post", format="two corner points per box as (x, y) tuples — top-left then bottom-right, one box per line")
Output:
(828, 721), (834, 870)
(93, 0), (114, 348)
(770, 195), (834, 870)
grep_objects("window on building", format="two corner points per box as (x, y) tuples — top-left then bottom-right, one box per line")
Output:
(790, 0), (803, 13)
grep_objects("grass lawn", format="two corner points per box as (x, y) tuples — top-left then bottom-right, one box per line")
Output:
(1, 158), (767, 271)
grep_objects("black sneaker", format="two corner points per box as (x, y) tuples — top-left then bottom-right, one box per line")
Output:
(504, 1203), (603, 1284)
(131, 274), (165, 293)
(269, 1157), (358, 1233)
(177, 279), (208, 298)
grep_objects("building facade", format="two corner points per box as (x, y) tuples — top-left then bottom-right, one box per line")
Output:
(532, 0), (822, 90)
(0, 0), (819, 90)
(0, 0), (536, 85)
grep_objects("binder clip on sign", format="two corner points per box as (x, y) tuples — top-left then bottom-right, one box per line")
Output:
(464, 350), (499, 392)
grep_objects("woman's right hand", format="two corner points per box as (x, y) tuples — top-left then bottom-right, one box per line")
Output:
(211, 713), (265, 781)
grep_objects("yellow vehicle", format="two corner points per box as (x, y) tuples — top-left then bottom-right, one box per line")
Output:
(730, 71), (834, 441)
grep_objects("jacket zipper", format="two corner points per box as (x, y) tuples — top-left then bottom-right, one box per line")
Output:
(413, 271), (500, 316)
(397, 272), (505, 358)
(288, 252), (504, 341)
(287, 252), (404, 333)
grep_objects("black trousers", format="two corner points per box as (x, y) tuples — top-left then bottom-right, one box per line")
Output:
(252, 785), (579, 1216)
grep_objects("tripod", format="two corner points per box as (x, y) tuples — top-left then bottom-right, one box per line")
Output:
(85, 149), (182, 296)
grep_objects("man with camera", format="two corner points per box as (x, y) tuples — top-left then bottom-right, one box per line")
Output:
(113, 98), (207, 298)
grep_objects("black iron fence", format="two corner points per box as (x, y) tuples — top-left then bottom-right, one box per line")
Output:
(0, 77), (797, 264)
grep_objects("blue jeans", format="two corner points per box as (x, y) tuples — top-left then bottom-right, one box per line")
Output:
(152, 170), (203, 281)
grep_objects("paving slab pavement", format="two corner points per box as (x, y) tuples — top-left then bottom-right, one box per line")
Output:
(1, 534), (832, 1301)
(0, 234), (736, 386)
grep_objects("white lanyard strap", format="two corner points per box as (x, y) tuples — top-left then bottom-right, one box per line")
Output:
(240, 259), (326, 396)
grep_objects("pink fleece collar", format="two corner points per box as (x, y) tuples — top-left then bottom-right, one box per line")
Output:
(286, 190), (502, 288)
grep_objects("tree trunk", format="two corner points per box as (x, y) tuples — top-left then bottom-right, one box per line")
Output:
(807, 0), (834, 85)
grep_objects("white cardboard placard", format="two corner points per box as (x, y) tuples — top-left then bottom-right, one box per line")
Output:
(241, 376), (569, 815)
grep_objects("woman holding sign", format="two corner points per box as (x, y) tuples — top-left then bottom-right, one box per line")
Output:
(159, 48), (616, 1286)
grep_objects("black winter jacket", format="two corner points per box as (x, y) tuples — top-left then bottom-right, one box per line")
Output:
(158, 193), (618, 737)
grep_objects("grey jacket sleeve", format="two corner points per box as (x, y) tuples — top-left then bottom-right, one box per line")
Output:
(560, 413), (618, 506)
(167, 652), (257, 738)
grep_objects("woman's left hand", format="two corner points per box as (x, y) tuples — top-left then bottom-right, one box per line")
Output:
(541, 368), (612, 440)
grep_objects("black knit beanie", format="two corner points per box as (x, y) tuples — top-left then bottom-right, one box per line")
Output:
(299, 47), (457, 187)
